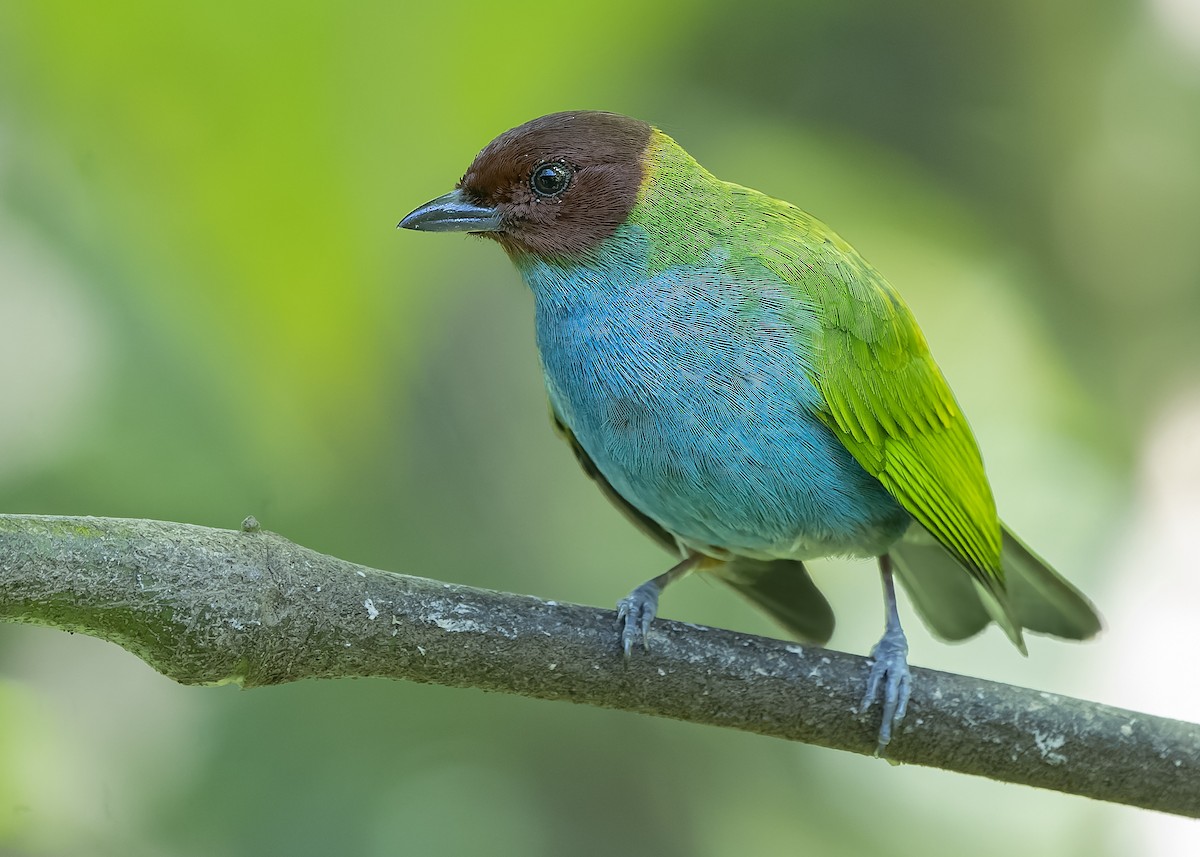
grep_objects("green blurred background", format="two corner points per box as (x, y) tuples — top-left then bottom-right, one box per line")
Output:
(2, 0), (1199, 854)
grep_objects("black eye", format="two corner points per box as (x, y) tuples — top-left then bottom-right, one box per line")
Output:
(530, 162), (572, 198)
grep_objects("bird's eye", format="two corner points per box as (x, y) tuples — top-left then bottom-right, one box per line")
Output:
(530, 162), (572, 198)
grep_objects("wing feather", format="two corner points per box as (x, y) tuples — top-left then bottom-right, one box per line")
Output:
(756, 214), (1005, 591)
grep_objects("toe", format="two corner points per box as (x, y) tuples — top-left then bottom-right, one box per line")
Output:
(858, 639), (912, 754)
(615, 581), (661, 657)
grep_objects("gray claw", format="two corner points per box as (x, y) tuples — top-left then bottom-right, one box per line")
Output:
(858, 626), (911, 755)
(616, 581), (661, 657)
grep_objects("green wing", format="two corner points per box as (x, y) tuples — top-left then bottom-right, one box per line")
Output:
(756, 216), (1004, 593)
(818, 269), (1002, 586)
(745, 200), (1102, 647)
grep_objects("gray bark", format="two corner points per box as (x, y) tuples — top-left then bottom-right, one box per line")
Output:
(0, 514), (1196, 817)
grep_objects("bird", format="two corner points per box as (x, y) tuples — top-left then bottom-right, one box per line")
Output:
(398, 111), (1101, 753)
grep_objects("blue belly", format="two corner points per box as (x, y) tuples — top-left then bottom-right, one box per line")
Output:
(520, 229), (910, 560)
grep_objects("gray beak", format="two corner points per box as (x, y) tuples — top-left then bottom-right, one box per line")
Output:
(398, 189), (503, 233)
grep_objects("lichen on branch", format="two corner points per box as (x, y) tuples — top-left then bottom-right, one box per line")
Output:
(0, 514), (1196, 818)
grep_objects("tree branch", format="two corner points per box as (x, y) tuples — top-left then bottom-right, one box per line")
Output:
(0, 514), (1195, 817)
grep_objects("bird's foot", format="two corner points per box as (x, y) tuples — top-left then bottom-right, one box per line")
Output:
(858, 624), (911, 755)
(616, 580), (661, 658)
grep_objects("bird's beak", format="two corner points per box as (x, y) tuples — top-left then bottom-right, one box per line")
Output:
(397, 189), (503, 233)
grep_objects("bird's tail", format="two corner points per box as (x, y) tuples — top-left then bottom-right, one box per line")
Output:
(890, 523), (1102, 650)
(713, 558), (835, 645)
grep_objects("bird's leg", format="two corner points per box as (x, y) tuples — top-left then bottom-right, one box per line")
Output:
(616, 553), (702, 657)
(859, 554), (912, 755)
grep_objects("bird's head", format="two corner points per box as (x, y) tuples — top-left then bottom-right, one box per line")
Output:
(399, 111), (653, 259)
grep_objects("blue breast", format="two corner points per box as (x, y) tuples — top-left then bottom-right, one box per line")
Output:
(518, 226), (909, 560)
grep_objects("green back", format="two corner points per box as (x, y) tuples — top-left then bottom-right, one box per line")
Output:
(632, 130), (1004, 593)
(764, 220), (1004, 587)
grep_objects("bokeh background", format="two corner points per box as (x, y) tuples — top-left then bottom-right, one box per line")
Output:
(2, 0), (1199, 854)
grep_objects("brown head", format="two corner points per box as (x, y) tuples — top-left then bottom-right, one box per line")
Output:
(399, 111), (652, 258)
